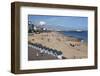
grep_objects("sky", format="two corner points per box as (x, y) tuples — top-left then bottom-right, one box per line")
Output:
(28, 15), (88, 31)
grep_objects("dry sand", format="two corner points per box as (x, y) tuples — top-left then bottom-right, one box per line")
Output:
(28, 32), (88, 59)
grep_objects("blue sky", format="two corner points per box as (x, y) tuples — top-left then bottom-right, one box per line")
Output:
(28, 15), (88, 31)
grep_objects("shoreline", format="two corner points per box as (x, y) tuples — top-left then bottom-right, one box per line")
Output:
(54, 31), (88, 46)
(60, 31), (87, 39)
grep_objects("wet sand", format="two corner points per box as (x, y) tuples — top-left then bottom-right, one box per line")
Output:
(28, 31), (88, 60)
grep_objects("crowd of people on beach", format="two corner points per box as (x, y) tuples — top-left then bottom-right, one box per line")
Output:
(67, 39), (84, 48)
(28, 42), (66, 59)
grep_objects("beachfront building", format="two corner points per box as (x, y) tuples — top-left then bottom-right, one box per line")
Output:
(28, 21), (47, 33)
(28, 21), (35, 33)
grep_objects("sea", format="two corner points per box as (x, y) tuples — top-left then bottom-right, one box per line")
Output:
(60, 31), (88, 41)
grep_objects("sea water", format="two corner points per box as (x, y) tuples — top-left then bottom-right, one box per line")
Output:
(60, 31), (88, 41)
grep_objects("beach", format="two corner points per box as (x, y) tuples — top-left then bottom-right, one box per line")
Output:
(28, 31), (88, 60)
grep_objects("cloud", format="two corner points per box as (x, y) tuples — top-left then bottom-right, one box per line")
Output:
(39, 21), (46, 25)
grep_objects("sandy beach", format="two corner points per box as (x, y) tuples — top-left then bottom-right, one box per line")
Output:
(28, 31), (88, 59)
